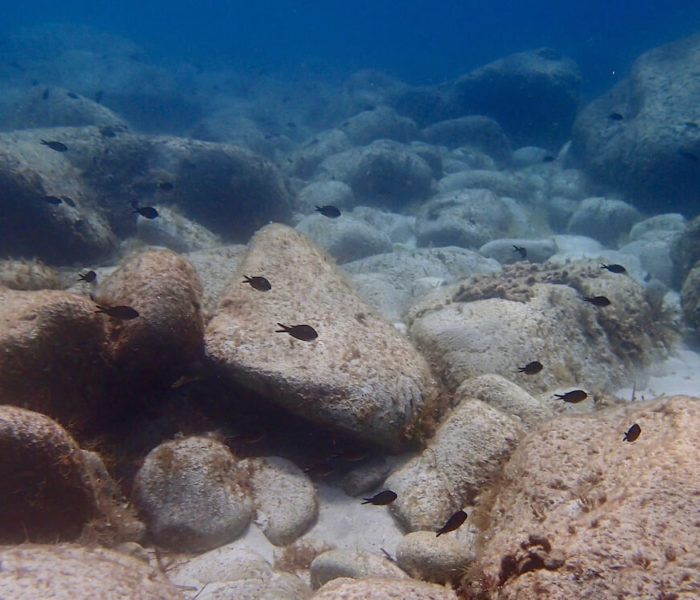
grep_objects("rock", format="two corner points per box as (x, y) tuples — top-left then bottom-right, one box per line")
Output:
(287, 129), (352, 179)
(186, 573), (311, 600)
(465, 395), (700, 600)
(295, 214), (393, 264)
(629, 213), (686, 242)
(338, 106), (418, 145)
(566, 197), (642, 246)
(243, 456), (318, 546)
(96, 249), (204, 390)
(310, 548), (409, 589)
(348, 206), (416, 245)
(132, 436), (254, 552)
(415, 189), (516, 249)
(296, 180), (355, 213)
(456, 374), (554, 429)
(340, 456), (394, 496)
(511, 146), (554, 168)
(396, 531), (475, 584)
(680, 262), (700, 330)
(408, 261), (674, 394)
(0, 288), (111, 430)
(571, 32), (700, 215)
(0, 128), (118, 263)
(435, 169), (541, 200)
(134, 205), (221, 253)
(0, 543), (184, 600)
(479, 238), (557, 264)
(618, 239), (676, 287)
(386, 398), (523, 531)
(0, 406), (98, 543)
(205, 224), (435, 450)
(0, 258), (62, 290)
(317, 140), (434, 208)
(312, 577), (458, 599)
(168, 544), (273, 586)
(442, 48), (581, 147)
(672, 214), (700, 287)
(421, 116), (511, 164)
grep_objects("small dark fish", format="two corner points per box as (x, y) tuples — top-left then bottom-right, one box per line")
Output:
(362, 490), (397, 505)
(40, 139), (68, 152)
(158, 181), (174, 191)
(542, 155), (555, 163)
(623, 423), (641, 442)
(436, 510), (467, 537)
(133, 206), (159, 219)
(243, 275), (271, 291)
(287, 121), (297, 128)
(61, 196), (76, 207)
(316, 205), (341, 218)
(678, 149), (699, 162)
(583, 295), (611, 307)
(684, 121), (699, 129)
(7, 61), (25, 72)
(554, 389), (588, 403)
(95, 304), (140, 320)
(518, 360), (543, 375)
(43, 195), (62, 205)
(67, 92), (79, 99)
(608, 112), (624, 121)
(276, 323), (318, 341)
(95, 90), (104, 103)
(99, 125), (117, 138)
(78, 270), (97, 283)
(601, 263), (627, 274)
(512, 245), (527, 259)
(42, 88), (50, 100)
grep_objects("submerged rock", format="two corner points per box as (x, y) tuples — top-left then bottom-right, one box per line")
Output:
(310, 548), (409, 589)
(312, 577), (458, 599)
(205, 224), (435, 450)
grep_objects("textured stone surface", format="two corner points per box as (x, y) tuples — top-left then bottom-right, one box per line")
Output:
(467, 395), (700, 600)
(396, 530), (475, 584)
(566, 197), (641, 246)
(0, 406), (98, 543)
(133, 436), (253, 552)
(312, 577), (458, 600)
(243, 456), (318, 546)
(680, 261), (700, 330)
(0, 543), (184, 600)
(386, 398), (523, 531)
(310, 548), (409, 589)
(205, 224), (435, 450)
(421, 116), (510, 164)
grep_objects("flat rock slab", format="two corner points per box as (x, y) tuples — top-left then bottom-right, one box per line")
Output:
(205, 224), (435, 450)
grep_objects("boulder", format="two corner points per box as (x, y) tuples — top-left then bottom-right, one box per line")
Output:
(296, 180), (355, 214)
(396, 530), (475, 584)
(205, 224), (435, 450)
(338, 105), (418, 145)
(680, 261), (700, 330)
(465, 395), (700, 600)
(421, 115), (511, 164)
(132, 436), (254, 552)
(311, 577), (458, 600)
(566, 197), (642, 246)
(310, 548), (409, 589)
(479, 238), (557, 264)
(287, 129), (352, 179)
(571, 32), (700, 215)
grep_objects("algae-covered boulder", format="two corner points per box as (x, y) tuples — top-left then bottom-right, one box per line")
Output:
(0, 406), (98, 543)
(312, 577), (458, 600)
(205, 224), (435, 450)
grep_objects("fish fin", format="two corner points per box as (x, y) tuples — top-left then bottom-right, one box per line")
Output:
(275, 323), (290, 333)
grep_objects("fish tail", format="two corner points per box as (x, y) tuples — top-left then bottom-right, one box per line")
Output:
(275, 323), (290, 333)
(435, 530), (444, 537)
(361, 499), (371, 504)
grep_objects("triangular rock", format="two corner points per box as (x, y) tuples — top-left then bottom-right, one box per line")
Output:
(205, 224), (434, 449)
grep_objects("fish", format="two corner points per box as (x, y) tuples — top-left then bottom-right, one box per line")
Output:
(601, 263), (627, 274)
(242, 275), (271, 291)
(95, 304), (140, 320)
(315, 205), (341, 218)
(542, 155), (555, 162)
(99, 125), (117, 138)
(67, 92), (78, 99)
(276, 323), (318, 341)
(608, 112), (624, 121)
(61, 196), (76, 207)
(40, 139), (68, 152)
(44, 195), (63, 205)
(518, 360), (543, 375)
(436, 510), (467, 537)
(131, 203), (159, 219)
(583, 295), (611, 307)
(362, 490), (397, 505)
(678, 149), (699, 162)
(554, 389), (588, 403)
(623, 423), (641, 442)
(287, 121), (297, 128)
(159, 182), (174, 191)
(78, 270), (97, 283)
(95, 90), (104, 103)
(512, 245), (527, 259)
(42, 88), (50, 100)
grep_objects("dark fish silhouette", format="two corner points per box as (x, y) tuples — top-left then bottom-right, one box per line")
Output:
(95, 90), (104, 103)
(44, 195), (62, 205)
(159, 181), (174, 191)
(623, 423), (641, 442)
(436, 510), (467, 537)
(583, 295), (611, 307)
(42, 88), (50, 100)
(67, 92), (78, 99)
(518, 360), (543, 375)
(512, 245), (527, 259)
(542, 155), (555, 163)
(276, 323), (318, 341)
(78, 270), (97, 283)
(362, 490), (397, 505)
(554, 389), (588, 403)
(243, 275), (271, 291)
(61, 196), (76, 207)
(99, 125), (117, 138)
(608, 112), (624, 121)
(95, 304), (139, 320)
(131, 201), (159, 219)
(316, 205), (341, 218)
(601, 263), (626, 274)
(40, 139), (68, 152)
(678, 149), (699, 162)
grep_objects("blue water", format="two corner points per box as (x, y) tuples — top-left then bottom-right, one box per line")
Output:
(3, 0), (700, 94)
